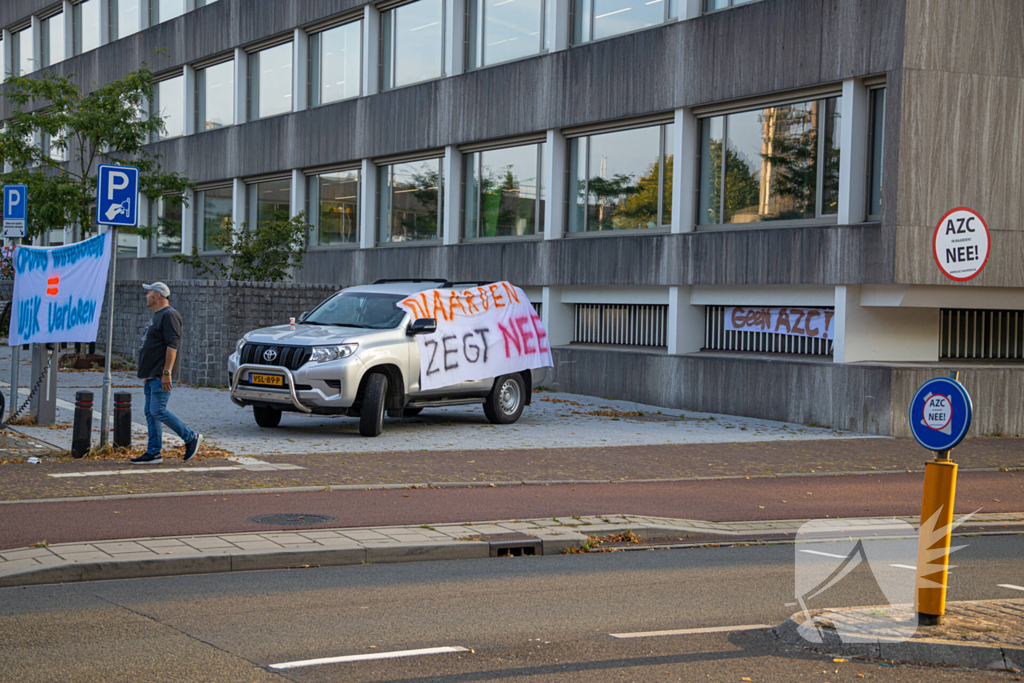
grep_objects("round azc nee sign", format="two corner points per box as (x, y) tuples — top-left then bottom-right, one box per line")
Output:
(909, 377), (973, 453)
(933, 207), (990, 282)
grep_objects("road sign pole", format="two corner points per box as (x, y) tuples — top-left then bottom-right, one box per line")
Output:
(8, 237), (20, 420)
(99, 227), (118, 446)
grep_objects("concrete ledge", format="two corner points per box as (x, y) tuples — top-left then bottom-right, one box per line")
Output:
(365, 542), (489, 564)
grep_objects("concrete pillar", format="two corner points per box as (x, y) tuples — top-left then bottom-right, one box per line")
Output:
(233, 47), (247, 125)
(838, 78), (870, 225)
(442, 146), (462, 245)
(541, 286), (573, 347)
(183, 64), (196, 135)
(359, 159), (377, 249)
(362, 5), (381, 96)
(292, 28), (308, 112)
(137, 195), (150, 257)
(543, 129), (566, 240)
(833, 285), (940, 363)
(30, 15), (42, 72)
(670, 107), (697, 234)
(549, 0), (571, 51)
(681, 0), (701, 20)
(444, 0), (466, 76)
(290, 169), (305, 219)
(98, 0), (110, 46)
(231, 177), (246, 231)
(180, 189), (195, 254)
(667, 286), (704, 354)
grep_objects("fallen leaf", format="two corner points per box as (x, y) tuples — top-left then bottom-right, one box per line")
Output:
(403, 494), (410, 497)
(758, 506), (765, 509)
(741, 678), (752, 682)
(834, 658), (848, 662)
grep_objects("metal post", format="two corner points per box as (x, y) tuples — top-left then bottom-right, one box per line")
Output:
(8, 236), (20, 420)
(99, 227), (118, 445)
(71, 391), (94, 459)
(113, 391), (131, 448)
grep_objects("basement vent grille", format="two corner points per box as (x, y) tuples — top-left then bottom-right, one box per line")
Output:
(573, 304), (668, 347)
(703, 306), (834, 357)
(941, 309), (1024, 361)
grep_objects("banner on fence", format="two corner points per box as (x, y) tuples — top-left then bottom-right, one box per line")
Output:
(724, 306), (835, 340)
(397, 282), (553, 391)
(8, 231), (112, 346)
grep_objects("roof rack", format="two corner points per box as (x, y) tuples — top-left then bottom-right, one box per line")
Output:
(371, 279), (451, 285)
(442, 281), (495, 288)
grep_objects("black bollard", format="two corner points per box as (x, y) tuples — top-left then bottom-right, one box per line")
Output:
(113, 392), (132, 448)
(72, 391), (94, 459)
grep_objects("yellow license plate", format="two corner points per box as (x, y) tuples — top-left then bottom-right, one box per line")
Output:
(249, 373), (284, 387)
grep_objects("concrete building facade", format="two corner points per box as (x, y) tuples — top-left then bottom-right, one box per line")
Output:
(2, 0), (1022, 436)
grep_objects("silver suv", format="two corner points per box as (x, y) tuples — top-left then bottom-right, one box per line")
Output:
(227, 280), (534, 436)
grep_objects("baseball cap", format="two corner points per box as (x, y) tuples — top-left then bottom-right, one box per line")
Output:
(142, 282), (171, 298)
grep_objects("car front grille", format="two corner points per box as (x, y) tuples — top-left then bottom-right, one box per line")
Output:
(240, 344), (312, 371)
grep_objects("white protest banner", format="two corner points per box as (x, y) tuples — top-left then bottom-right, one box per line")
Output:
(9, 231), (112, 346)
(724, 306), (835, 340)
(397, 282), (553, 392)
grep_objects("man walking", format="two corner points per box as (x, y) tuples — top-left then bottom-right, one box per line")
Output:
(130, 282), (202, 465)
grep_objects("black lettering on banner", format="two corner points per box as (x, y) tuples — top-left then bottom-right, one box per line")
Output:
(474, 328), (491, 363)
(463, 333), (480, 363)
(424, 339), (441, 376)
(442, 334), (459, 371)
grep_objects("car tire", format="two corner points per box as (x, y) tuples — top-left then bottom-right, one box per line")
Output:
(359, 373), (388, 437)
(483, 374), (526, 425)
(253, 406), (282, 428)
(403, 407), (423, 417)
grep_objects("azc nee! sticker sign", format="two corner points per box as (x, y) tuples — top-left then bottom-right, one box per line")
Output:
(933, 207), (990, 282)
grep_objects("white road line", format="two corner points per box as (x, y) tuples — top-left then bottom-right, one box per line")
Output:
(50, 467), (244, 478)
(891, 564), (917, 570)
(997, 584), (1024, 592)
(609, 624), (771, 639)
(798, 549), (848, 559)
(268, 646), (470, 670)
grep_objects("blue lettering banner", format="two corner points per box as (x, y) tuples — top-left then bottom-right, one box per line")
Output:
(8, 231), (112, 346)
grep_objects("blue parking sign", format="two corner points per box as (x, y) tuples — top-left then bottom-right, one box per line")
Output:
(96, 164), (140, 227)
(3, 185), (27, 221)
(909, 377), (973, 453)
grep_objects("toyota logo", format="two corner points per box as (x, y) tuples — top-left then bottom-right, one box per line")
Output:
(263, 349), (278, 362)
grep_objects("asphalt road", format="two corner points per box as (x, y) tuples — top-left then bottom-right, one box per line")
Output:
(1, 470), (1020, 550)
(1, 535), (1021, 682)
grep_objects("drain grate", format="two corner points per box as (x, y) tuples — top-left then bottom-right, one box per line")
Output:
(248, 513), (338, 526)
(481, 532), (542, 557)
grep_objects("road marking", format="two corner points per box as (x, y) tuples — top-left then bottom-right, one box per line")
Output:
(798, 549), (848, 559)
(268, 646), (470, 670)
(997, 584), (1024, 592)
(609, 624), (771, 639)
(891, 564), (917, 570)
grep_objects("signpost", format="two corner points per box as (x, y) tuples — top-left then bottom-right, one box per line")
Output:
(933, 207), (990, 282)
(4, 185), (28, 418)
(909, 373), (973, 625)
(95, 165), (140, 445)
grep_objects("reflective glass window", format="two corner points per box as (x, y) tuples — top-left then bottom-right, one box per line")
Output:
(573, 0), (677, 44)
(464, 143), (545, 239)
(41, 13), (65, 67)
(155, 196), (183, 254)
(381, 0), (445, 90)
(117, 231), (138, 254)
(197, 60), (234, 131)
(110, 0), (141, 40)
(309, 170), (360, 246)
(151, 0), (186, 25)
(152, 75), (185, 140)
(705, 0), (758, 10)
(310, 21), (362, 106)
(468, 0), (544, 70)
(74, 0), (101, 55)
(868, 88), (886, 218)
(247, 178), (291, 229)
(698, 96), (842, 225)
(12, 28), (34, 76)
(568, 124), (673, 233)
(197, 186), (232, 251)
(42, 129), (69, 162)
(378, 159), (443, 243)
(248, 43), (293, 120)
(1, 38), (5, 80)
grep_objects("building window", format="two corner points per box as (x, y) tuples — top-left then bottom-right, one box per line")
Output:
(42, 130), (69, 162)
(196, 186), (232, 251)
(154, 195), (183, 254)
(109, 0), (141, 41)
(573, 0), (677, 44)
(310, 20), (362, 106)
(197, 0), (220, 6)
(705, 0), (759, 11)
(308, 170), (360, 246)
(378, 158), (443, 244)
(247, 178), (291, 229)
(381, 0), (445, 91)
(151, 75), (185, 140)
(74, 0), (102, 55)
(150, 0), (186, 25)
(117, 231), (139, 254)
(11, 27), (35, 76)
(248, 43), (293, 120)
(196, 60), (234, 131)
(41, 13), (66, 67)
(698, 96), (841, 226)
(464, 142), (545, 239)
(568, 123), (673, 233)
(867, 88), (885, 219)
(1, 38), (5, 80)
(468, 0), (549, 69)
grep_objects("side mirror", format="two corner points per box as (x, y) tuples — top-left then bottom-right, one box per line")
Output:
(407, 318), (437, 336)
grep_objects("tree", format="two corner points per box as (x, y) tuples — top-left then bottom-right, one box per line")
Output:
(0, 69), (192, 242)
(173, 213), (310, 282)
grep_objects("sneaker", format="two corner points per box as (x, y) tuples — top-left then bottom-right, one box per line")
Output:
(184, 434), (203, 462)
(130, 453), (162, 465)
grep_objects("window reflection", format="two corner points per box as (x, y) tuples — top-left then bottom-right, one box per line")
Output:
(13, 28), (35, 75)
(468, 0), (544, 69)
(151, 0), (186, 25)
(573, 0), (677, 44)
(309, 170), (360, 246)
(156, 196), (183, 254)
(311, 21), (362, 105)
(705, 0), (759, 11)
(153, 76), (185, 139)
(382, 0), (445, 90)
(198, 60), (234, 130)
(247, 178), (291, 229)
(464, 143), (545, 238)
(41, 13), (65, 67)
(379, 159), (443, 243)
(198, 186), (232, 251)
(110, 0), (141, 40)
(74, 0), (101, 55)
(249, 43), (293, 119)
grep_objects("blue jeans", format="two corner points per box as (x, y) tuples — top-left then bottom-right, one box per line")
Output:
(143, 378), (196, 456)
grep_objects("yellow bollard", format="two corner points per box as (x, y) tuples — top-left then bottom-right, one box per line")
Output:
(915, 457), (958, 625)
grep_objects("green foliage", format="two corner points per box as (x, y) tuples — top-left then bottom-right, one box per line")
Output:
(173, 213), (310, 283)
(0, 69), (193, 241)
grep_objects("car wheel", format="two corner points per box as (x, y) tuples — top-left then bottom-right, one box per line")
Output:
(359, 373), (388, 437)
(403, 407), (423, 417)
(253, 406), (282, 428)
(483, 374), (526, 425)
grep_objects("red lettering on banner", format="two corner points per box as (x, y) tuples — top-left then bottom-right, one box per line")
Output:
(501, 282), (521, 304)
(497, 322), (521, 358)
(791, 309), (806, 335)
(823, 310), (835, 338)
(731, 307), (746, 328)
(531, 312), (549, 352)
(477, 287), (491, 311)
(449, 291), (467, 317)
(514, 316), (536, 354)
(401, 298), (425, 319)
(432, 290), (451, 322)
(805, 310), (820, 337)
(775, 309), (792, 333)
(490, 284), (505, 308)
(464, 290), (479, 314)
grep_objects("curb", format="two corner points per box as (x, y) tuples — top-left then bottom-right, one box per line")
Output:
(776, 610), (1024, 672)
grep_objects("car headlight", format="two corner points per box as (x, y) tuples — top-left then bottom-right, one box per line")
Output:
(235, 332), (252, 356)
(310, 343), (358, 363)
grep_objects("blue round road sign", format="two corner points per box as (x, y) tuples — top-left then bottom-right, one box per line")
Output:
(909, 377), (973, 452)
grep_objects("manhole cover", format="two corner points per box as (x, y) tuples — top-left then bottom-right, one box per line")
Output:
(247, 513), (338, 526)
